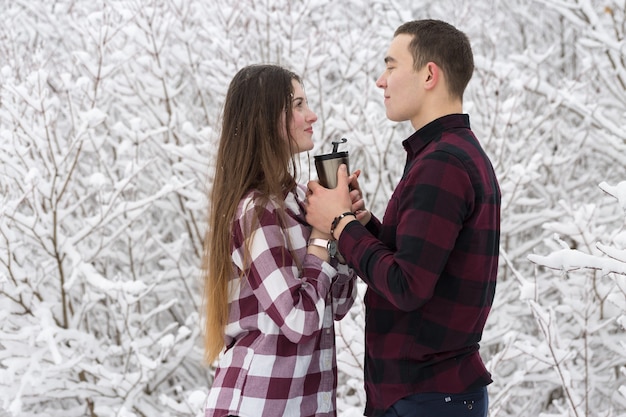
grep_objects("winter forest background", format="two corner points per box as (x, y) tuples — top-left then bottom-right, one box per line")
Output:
(1, 0), (626, 416)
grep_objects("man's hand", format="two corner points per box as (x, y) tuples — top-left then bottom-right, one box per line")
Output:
(306, 164), (353, 235)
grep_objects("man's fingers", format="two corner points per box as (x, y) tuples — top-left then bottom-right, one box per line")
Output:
(307, 180), (322, 192)
(336, 164), (350, 188)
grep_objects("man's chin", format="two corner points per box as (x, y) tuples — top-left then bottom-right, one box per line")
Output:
(386, 112), (403, 122)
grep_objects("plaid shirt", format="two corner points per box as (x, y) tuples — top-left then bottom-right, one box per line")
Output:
(338, 114), (501, 416)
(205, 185), (356, 417)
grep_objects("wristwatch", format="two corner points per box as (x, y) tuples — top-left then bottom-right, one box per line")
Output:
(308, 238), (346, 264)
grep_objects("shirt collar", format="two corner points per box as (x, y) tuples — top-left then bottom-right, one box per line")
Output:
(402, 113), (471, 158)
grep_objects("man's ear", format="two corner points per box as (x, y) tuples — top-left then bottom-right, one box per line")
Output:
(424, 62), (439, 90)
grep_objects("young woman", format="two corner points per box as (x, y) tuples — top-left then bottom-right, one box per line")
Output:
(202, 64), (357, 417)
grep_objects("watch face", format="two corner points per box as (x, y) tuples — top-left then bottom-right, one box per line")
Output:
(327, 240), (338, 257)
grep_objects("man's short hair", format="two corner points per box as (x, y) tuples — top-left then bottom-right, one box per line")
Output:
(395, 20), (474, 100)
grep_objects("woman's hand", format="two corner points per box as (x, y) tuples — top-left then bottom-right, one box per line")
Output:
(349, 169), (371, 225)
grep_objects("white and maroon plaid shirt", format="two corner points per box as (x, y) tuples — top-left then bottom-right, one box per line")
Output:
(205, 185), (357, 417)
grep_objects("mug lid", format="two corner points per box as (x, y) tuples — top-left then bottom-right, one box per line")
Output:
(314, 151), (349, 161)
(314, 137), (349, 160)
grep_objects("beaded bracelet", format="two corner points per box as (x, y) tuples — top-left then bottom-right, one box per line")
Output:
(330, 211), (357, 240)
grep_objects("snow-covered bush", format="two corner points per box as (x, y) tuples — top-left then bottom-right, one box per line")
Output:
(0, 1), (211, 416)
(2, 0), (626, 416)
(471, 2), (626, 415)
(524, 181), (626, 416)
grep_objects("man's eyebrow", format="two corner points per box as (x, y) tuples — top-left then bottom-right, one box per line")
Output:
(384, 56), (396, 64)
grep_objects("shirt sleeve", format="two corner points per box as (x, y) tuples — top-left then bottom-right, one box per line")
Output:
(364, 213), (382, 236)
(339, 151), (473, 312)
(330, 263), (356, 320)
(232, 197), (336, 343)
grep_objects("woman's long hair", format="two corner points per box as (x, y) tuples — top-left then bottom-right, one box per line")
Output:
(202, 65), (301, 364)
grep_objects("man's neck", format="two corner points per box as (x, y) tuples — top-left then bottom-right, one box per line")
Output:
(411, 100), (463, 131)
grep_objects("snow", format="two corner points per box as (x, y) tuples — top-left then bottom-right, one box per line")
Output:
(528, 248), (626, 276)
(1, 0), (625, 416)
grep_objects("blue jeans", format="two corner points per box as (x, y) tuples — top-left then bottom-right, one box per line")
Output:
(380, 386), (488, 417)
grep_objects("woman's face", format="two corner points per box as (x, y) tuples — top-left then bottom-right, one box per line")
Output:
(286, 80), (317, 154)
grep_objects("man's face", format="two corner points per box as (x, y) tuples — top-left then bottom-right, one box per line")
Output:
(375, 34), (426, 127)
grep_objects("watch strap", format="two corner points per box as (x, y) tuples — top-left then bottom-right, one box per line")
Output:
(308, 238), (329, 248)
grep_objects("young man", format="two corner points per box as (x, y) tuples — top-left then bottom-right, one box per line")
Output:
(305, 20), (501, 417)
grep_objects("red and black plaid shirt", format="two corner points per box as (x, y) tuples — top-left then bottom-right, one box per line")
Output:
(205, 185), (356, 417)
(339, 114), (501, 416)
